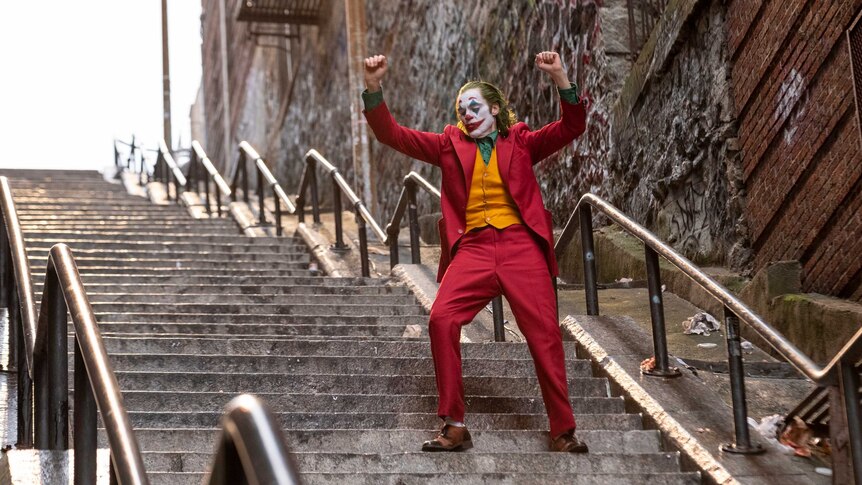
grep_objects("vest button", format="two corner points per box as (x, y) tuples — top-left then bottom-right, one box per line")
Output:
(457, 228), (464, 234)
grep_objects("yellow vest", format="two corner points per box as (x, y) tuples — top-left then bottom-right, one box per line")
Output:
(465, 147), (523, 232)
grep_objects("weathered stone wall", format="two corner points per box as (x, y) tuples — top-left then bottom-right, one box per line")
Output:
(208, 0), (746, 269)
(274, 0), (616, 221)
(608, 0), (745, 266)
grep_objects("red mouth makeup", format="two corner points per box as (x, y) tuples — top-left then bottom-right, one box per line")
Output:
(466, 121), (483, 132)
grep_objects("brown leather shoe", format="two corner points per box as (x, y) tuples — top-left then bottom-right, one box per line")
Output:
(550, 430), (589, 453)
(421, 424), (473, 452)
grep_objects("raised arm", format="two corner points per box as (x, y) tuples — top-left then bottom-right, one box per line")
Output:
(362, 55), (444, 166)
(521, 52), (587, 164)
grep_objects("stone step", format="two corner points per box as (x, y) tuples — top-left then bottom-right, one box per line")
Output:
(24, 228), (284, 244)
(111, 428), (661, 454)
(115, 391), (615, 414)
(104, 355), (592, 377)
(24, 239), (305, 253)
(55, 284), (409, 296)
(55, 274), (390, 286)
(113, 373), (611, 398)
(137, 450), (681, 475)
(17, 215), (205, 222)
(97, 323), (419, 338)
(88, 302), (425, 316)
(65, 293), (414, 305)
(20, 223), (239, 231)
(27, 257), (311, 271)
(10, 197), (154, 205)
(22, 231), (289, 243)
(31, 266), (316, 277)
(146, 471), (700, 485)
(121, 411), (634, 430)
(16, 206), (188, 214)
(27, 249), (311, 264)
(97, 338), (554, 357)
(93, 314), (426, 326)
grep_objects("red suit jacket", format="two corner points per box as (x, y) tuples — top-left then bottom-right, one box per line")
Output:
(364, 98), (587, 282)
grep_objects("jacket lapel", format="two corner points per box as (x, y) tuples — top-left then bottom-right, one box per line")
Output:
(448, 131), (478, 191)
(495, 134), (515, 186)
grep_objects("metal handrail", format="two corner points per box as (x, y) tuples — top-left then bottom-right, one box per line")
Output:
(189, 141), (232, 217)
(38, 244), (150, 484)
(556, 193), (862, 471)
(206, 394), (301, 485)
(296, 148), (386, 277)
(1, 177), (148, 484)
(231, 141), (297, 236)
(156, 140), (187, 203)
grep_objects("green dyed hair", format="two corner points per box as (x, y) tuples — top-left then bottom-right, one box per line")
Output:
(455, 81), (517, 136)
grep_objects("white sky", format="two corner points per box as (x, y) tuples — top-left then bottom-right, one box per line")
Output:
(0, 1), (202, 170)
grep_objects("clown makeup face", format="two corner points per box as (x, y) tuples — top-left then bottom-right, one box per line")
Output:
(457, 88), (499, 139)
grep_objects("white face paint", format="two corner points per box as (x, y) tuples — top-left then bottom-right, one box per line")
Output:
(457, 88), (498, 139)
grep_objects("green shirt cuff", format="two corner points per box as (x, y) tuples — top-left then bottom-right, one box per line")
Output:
(362, 89), (384, 111)
(558, 83), (580, 104)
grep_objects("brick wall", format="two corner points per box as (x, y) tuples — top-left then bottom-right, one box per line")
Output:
(728, 0), (862, 300)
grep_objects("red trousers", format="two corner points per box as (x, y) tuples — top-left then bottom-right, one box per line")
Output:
(428, 224), (576, 437)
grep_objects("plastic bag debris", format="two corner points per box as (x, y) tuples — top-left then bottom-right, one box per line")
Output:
(615, 277), (633, 284)
(682, 312), (721, 336)
(750, 414), (795, 455)
(697, 343), (718, 349)
(741, 340), (754, 350)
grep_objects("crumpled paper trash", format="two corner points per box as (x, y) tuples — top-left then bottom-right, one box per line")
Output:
(639, 356), (656, 373)
(682, 312), (721, 336)
(748, 415), (795, 454)
(780, 416), (814, 457)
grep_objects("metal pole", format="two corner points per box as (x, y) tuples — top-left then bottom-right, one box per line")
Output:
(310, 168), (321, 224)
(839, 360), (862, 484)
(331, 179), (347, 251)
(257, 167), (266, 226)
(492, 296), (505, 342)
(720, 308), (763, 454)
(274, 187), (282, 236)
(215, 184), (223, 218)
(407, 183), (421, 264)
(642, 246), (680, 378)
(16, 321), (32, 448)
(204, 168), (212, 216)
(218, 0), (232, 171)
(389, 227), (400, 269)
(74, 340), (97, 485)
(345, 0), (377, 219)
(161, 0), (173, 149)
(579, 205), (599, 315)
(47, 276), (68, 450)
(357, 212), (370, 277)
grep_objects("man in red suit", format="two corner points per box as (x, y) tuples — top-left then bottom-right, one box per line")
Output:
(362, 51), (588, 453)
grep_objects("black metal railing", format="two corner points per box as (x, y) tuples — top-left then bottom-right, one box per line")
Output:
(296, 149), (386, 277)
(555, 193), (862, 479)
(230, 141), (297, 236)
(205, 394), (301, 485)
(154, 140), (187, 203)
(0, 176), (149, 485)
(189, 141), (233, 218)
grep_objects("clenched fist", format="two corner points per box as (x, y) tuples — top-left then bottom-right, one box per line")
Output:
(535, 51), (571, 89)
(364, 55), (388, 92)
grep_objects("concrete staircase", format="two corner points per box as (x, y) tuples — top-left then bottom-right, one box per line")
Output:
(5, 169), (700, 484)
